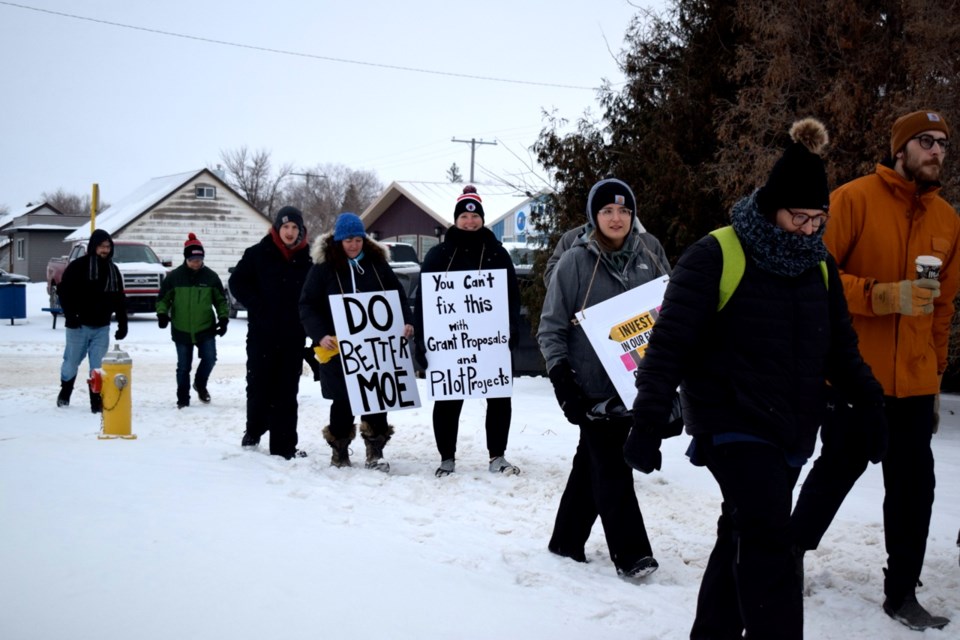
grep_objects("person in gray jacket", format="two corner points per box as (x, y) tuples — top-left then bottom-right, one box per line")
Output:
(538, 177), (671, 581)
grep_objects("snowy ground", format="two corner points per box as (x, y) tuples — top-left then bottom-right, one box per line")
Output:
(1, 282), (958, 640)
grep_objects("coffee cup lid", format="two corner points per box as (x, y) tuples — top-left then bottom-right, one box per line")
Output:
(916, 255), (942, 266)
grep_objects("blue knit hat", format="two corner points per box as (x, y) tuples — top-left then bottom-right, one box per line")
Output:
(333, 212), (366, 241)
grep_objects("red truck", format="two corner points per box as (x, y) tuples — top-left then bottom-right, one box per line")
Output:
(46, 241), (171, 314)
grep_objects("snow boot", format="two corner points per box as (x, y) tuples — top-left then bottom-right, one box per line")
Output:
(489, 455), (521, 475)
(322, 424), (355, 468)
(89, 389), (102, 414)
(241, 431), (260, 447)
(617, 556), (659, 582)
(176, 385), (190, 409)
(435, 458), (455, 477)
(883, 595), (949, 631)
(360, 421), (393, 472)
(57, 377), (75, 407)
(193, 380), (211, 403)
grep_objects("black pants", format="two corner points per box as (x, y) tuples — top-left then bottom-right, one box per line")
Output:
(329, 396), (389, 439)
(792, 394), (936, 605)
(245, 339), (303, 457)
(433, 397), (512, 460)
(691, 439), (802, 640)
(549, 418), (653, 573)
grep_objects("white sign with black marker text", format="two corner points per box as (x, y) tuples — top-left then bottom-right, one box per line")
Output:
(329, 290), (422, 415)
(421, 269), (512, 400)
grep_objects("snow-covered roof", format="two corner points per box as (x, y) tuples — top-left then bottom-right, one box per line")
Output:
(64, 169), (207, 242)
(362, 181), (540, 228)
(0, 202), (66, 231)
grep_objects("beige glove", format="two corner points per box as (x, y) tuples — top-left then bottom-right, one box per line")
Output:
(870, 279), (940, 316)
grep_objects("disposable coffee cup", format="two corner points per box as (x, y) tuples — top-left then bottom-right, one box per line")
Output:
(915, 255), (942, 280)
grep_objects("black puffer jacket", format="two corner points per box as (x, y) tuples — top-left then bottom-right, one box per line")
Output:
(229, 229), (312, 347)
(299, 234), (413, 343)
(414, 226), (521, 365)
(632, 224), (882, 458)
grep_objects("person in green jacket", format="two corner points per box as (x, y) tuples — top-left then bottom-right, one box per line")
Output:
(156, 233), (230, 408)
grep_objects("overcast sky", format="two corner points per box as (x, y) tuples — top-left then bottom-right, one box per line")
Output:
(0, 0), (667, 212)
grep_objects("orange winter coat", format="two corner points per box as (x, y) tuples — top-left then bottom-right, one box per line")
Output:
(825, 164), (960, 398)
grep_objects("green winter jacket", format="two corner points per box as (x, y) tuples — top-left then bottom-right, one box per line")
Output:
(156, 263), (229, 344)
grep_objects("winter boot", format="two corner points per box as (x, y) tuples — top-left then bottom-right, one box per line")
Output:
(360, 421), (394, 472)
(617, 556), (659, 582)
(322, 425), (356, 468)
(57, 377), (76, 408)
(193, 380), (211, 403)
(489, 455), (521, 475)
(883, 595), (950, 631)
(176, 385), (190, 409)
(89, 389), (102, 414)
(241, 431), (260, 447)
(435, 458), (456, 477)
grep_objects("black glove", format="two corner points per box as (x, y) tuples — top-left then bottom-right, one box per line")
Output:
(157, 313), (170, 329)
(624, 425), (663, 474)
(114, 324), (128, 341)
(548, 360), (587, 425)
(216, 317), (229, 337)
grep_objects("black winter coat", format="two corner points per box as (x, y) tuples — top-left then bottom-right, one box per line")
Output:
(229, 230), (312, 348)
(299, 235), (413, 344)
(414, 226), (521, 364)
(58, 232), (127, 330)
(632, 233), (882, 458)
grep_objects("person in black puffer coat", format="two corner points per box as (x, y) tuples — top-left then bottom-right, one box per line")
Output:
(415, 186), (522, 477)
(229, 206), (313, 459)
(627, 119), (886, 640)
(300, 212), (414, 472)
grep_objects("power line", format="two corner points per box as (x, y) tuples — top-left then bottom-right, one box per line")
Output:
(0, 1), (601, 91)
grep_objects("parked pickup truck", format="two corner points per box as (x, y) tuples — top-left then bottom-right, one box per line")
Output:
(47, 241), (172, 314)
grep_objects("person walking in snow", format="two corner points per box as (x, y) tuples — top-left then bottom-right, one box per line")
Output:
(791, 110), (958, 632)
(414, 186), (522, 477)
(229, 206), (312, 460)
(56, 228), (128, 413)
(537, 177), (671, 581)
(155, 233), (229, 409)
(627, 119), (885, 639)
(300, 212), (414, 472)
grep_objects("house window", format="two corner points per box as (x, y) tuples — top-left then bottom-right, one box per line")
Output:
(15, 238), (25, 260)
(195, 185), (216, 199)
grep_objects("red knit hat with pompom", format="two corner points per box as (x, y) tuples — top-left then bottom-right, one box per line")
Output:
(183, 233), (205, 260)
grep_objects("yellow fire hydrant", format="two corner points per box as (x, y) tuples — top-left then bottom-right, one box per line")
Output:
(97, 343), (136, 440)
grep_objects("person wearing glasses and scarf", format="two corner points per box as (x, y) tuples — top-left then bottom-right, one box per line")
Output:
(414, 185), (522, 477)
(627, 119), (886, 639)
(538, 177), (672, 582)
(300, 212), (414, 472)
(792, 110), (958, 631)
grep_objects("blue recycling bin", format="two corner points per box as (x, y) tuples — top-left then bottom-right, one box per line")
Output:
(0, 283), (27, 324)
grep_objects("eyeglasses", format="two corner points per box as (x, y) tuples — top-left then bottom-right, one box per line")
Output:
(911, 134), (949, 151)
(786, 209), (830, 229)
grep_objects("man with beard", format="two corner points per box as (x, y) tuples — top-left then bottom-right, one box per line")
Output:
(792, 110), (958, 631)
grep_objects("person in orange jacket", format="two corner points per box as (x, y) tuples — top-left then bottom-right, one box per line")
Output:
(792, 110), (959, 631)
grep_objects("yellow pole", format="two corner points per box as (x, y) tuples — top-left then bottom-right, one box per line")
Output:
(90, 183), (99, 233)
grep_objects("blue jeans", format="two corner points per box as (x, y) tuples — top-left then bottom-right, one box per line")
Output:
(175, 338), (217, 391)
(61, 325), (110, 382)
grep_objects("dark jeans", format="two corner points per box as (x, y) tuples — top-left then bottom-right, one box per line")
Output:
(246, 340), (303, 457)
(691, 439), (802, 640)
(549, 418), (653, 573)
(176, 338), (216, 395)
(433, 397), (512, 459)
(792, 395), (936, 606)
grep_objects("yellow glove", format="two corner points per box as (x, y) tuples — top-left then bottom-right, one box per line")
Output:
(313, 339), (340, 364)
(870, 279), (940, 316)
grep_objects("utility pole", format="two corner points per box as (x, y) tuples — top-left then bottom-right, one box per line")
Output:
(451, 137), (497, 183)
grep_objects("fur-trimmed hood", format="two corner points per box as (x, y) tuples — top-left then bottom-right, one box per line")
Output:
(310, 231), (390, 268)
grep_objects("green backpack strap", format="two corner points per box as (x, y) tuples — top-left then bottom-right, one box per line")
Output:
(709, 226), (744, 311)
(708, 225), (828, 312)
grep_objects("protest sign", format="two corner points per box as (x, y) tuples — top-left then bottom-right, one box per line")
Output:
(420, 269), (512, 400)
(575, 275), (669, 407)
(329, 290), (421, 414)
